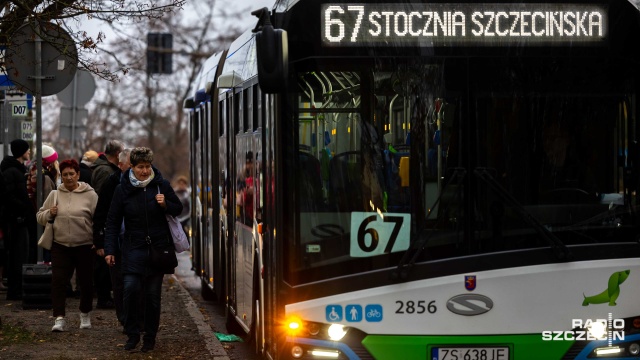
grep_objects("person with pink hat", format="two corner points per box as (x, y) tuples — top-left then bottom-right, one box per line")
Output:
(41, 145), (59, 167)
(26, 144), (59, 263)
(27, 144), (59, 210)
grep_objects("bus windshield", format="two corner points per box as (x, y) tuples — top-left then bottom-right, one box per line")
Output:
(287, 57), (638, 284)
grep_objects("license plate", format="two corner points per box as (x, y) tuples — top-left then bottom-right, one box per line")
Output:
(431, 347), (509, 360)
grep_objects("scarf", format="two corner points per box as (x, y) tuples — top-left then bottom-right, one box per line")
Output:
(129, 168), (155, 188)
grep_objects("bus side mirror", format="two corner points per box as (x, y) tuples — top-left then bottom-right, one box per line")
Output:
(252, 8), (288, 94)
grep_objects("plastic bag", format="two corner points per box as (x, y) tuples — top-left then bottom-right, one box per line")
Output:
(214, 332), (244, 342)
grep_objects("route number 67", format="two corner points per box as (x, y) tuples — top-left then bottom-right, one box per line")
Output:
(350, 212), (411, 257)
(323, 5), (365, 43)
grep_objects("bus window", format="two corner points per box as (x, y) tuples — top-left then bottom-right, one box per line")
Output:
(236, 148), (254, 226)
(289, 56), (640, 283)
(243, 87), (250, 133)
(292, 68), (445, 275)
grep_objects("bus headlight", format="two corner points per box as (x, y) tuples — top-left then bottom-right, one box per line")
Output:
(310, 349), (340, 358)
(308, 322), (320, 336)
(291, 345), (304, 358)
(327, 324), (347, 341)
(594, 346), (622, 356)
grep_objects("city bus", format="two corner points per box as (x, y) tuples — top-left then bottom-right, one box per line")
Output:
(184, 0), (640, 359)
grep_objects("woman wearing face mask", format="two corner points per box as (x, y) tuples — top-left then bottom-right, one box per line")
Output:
(103, 147), (182, 353)
(37, 158), (98, 332)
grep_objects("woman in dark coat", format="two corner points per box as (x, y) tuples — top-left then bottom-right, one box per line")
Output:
(103, 147), (182, 352)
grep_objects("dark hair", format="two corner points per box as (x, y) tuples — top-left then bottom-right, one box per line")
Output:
(104, 140), (125, 157)
(130, 147), (154, 166)
(59, 158), (80, 173)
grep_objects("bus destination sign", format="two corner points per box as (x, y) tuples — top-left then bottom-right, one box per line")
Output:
(321, 3), (607, 46)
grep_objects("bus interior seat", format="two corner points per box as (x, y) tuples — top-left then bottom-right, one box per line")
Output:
(329, 151), (363, 212)
(386, 154), (411, 212)
(394, 144), (410, 153)
(398, 156), (410, 187)
(298, 152), (324, 211)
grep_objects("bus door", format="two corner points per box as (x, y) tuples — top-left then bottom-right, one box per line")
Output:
(192, 106), (207, 273)
(216, 93), (228, 302)
(231, 86), (257, 332)
(192, 105), (205, 274)
(222, 91), (238, 324)
(202, 101), (214, 293)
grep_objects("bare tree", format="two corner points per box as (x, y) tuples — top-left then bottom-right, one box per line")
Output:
(0, 0), (187, 82)
(75, 0), (249, 180)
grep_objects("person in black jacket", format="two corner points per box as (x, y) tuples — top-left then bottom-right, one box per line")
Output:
(104, 147), (182, 353)
(0, 171), (7, 291)
(0, 139), (35, 300)
(93, 148), (130, 325)
(91, 141), (124, 309)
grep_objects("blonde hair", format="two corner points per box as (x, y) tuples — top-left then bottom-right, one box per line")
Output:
(82, 150), (99, 163)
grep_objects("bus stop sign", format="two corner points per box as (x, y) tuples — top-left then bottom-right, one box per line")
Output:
(4, 22), (78, 96)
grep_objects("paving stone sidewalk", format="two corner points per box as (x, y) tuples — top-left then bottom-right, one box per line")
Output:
(0, 253), (229, 360)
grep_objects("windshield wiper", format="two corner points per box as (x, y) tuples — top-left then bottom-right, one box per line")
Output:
(474, 167), (571, 261)
(391, 167), (466, 281)
(551, 204), (637, 243)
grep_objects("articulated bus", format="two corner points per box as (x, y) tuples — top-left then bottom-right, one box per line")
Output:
(184, 0), (640, 359)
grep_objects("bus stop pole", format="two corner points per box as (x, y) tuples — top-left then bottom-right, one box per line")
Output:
(34, 25), (44, 262)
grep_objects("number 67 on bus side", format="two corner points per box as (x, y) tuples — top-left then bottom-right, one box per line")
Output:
(350, 212), (411, 257)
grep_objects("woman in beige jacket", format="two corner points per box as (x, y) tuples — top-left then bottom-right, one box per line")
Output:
(37, 158), (98, 332)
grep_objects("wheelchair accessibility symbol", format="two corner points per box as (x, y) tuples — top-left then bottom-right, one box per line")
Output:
(326, 305), (343, 322)
(326, 304), (382, 322)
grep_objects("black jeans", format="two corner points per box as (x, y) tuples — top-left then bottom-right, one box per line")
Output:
(94, 253), (113, 303)
(123, 271), (163, 342)
(51, 243), (94, 317)
(5, 223), (30, 300)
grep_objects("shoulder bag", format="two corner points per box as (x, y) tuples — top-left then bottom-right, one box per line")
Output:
(37, 190), (58, 250)
(148, 237), (178, 274)
(157, 185), (190, 253)
(145, 188), (178, 274)
(166, 215), (190, 253)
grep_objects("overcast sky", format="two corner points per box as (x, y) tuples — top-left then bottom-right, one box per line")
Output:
(49, 1), (277, 121)
(81, 0), (275, 51)
(228, 0), (275, 27)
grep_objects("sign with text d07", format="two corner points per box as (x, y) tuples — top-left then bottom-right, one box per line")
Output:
(11, 101), (29, 117)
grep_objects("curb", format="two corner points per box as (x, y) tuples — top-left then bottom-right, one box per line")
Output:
(172, 253), (230, 360)
(171, 274), (230, 360)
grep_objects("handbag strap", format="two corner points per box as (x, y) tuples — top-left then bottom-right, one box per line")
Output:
(147, 183), (173, 247)
(143, 185), (167, 246)
(143, 187), (151, 245)
(48, 190), (58, 224)
(48, 190), (58, 241)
